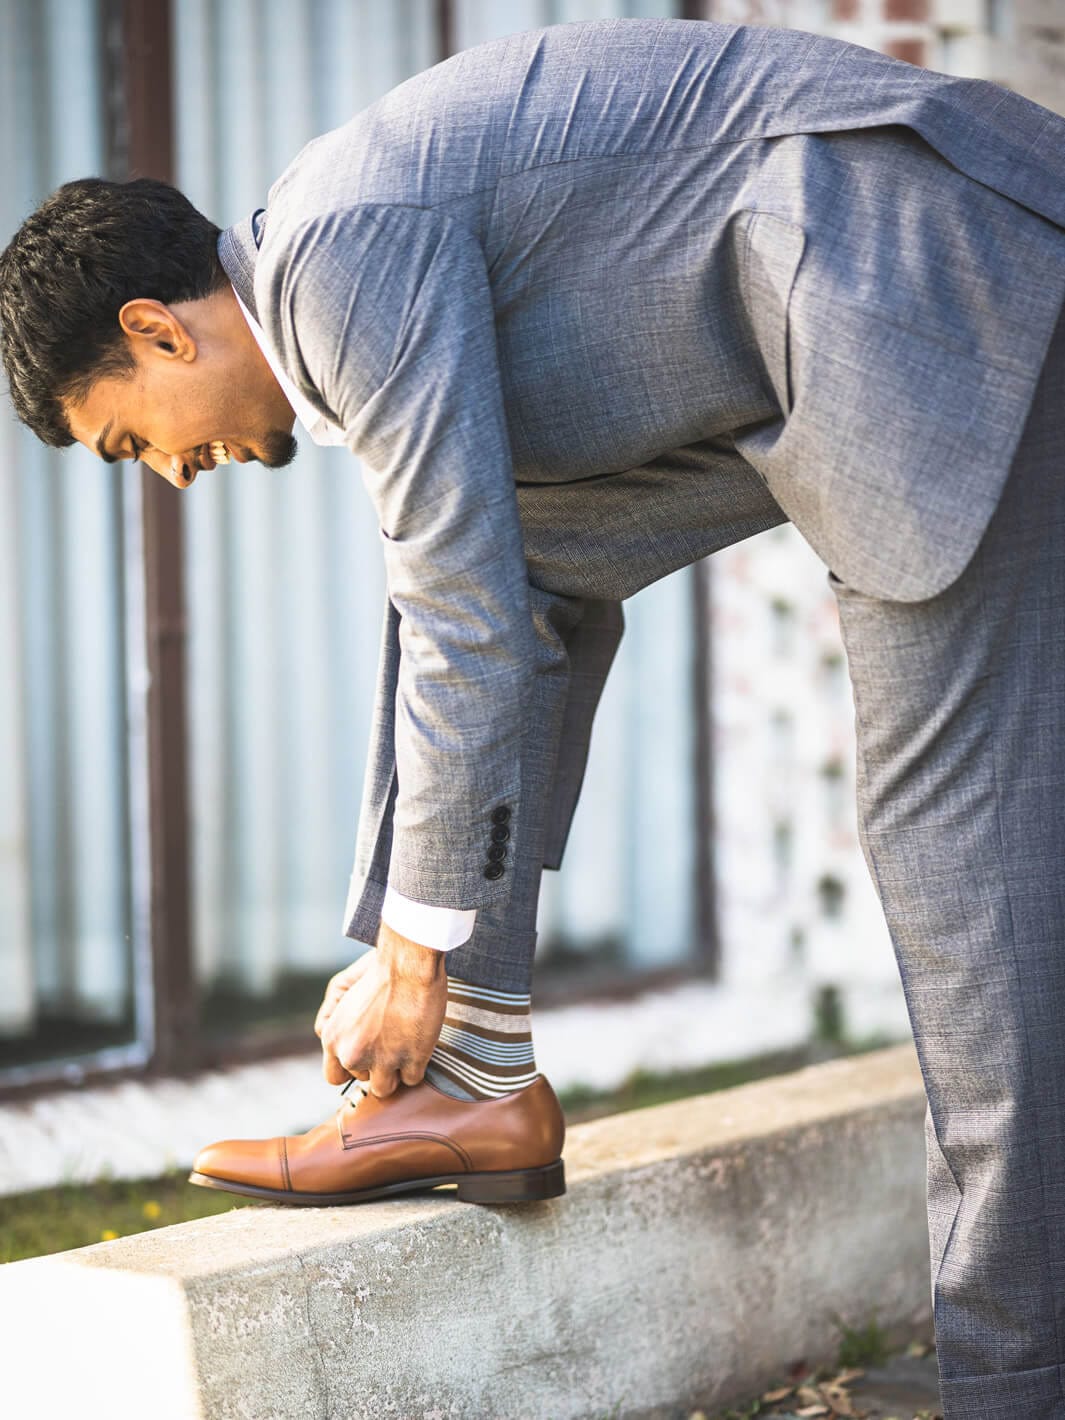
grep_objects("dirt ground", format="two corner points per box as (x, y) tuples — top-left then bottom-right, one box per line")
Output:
(702, 1338), (942, 1420)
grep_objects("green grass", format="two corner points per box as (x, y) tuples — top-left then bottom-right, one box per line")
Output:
(556, 1031), (897, 1123)
(0, 1166), (258, 1264)
(833, 1308), (893, 1370)
(1, 1031), (900, 1264)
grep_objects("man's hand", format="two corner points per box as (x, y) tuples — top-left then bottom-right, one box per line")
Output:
(314, 952), (376, 1041)
(316, 924), (447, 1098)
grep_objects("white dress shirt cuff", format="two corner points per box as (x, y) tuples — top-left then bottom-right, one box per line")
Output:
(380, 885), (477, 951)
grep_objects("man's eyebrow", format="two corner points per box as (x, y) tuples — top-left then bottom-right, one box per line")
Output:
(94, 419), (118, 464)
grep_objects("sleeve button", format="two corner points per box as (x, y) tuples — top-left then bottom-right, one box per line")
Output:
(484, 861), (505, 880)
(490, 806), (511, 824)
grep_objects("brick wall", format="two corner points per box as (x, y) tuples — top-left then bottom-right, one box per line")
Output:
(693, 0), (1062, 1035)
(687, 0), (1065, 114)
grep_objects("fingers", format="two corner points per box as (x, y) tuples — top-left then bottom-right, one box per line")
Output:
(314, 955), (373, 1038)
(322, 1020), (360, 1085)
(368, 1064), (400, 1099)
(314, 990), (340, 1040)
(314, 973), (349, 1038)
(325, 1042), (422, 1095)
(316, 947), (439, 1098)
(325, 1041), (399, 1097)
(322, 1044), (350, 1086)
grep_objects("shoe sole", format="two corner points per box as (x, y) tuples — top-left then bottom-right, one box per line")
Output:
(187, 1157), (566, 1207)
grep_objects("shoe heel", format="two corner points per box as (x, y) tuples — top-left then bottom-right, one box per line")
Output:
(455, 1158), (565, 1205)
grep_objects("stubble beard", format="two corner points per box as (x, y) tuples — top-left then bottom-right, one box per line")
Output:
(256, 429), (299, 468)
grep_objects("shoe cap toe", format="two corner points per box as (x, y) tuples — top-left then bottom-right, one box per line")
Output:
(192, 1136), (286, 1191)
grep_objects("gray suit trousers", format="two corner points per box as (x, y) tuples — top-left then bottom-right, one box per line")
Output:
(825, 290), (1065, 1416)
(438, 243), (1065, 1417)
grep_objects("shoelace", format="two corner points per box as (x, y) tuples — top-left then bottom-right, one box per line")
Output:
(339, 1076), (371, 1109)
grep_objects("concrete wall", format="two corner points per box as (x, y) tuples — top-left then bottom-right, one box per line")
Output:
(0, 1046), (932, 1420)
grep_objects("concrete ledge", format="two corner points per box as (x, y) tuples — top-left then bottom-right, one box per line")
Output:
(0, 1044), (932, 1420)
(0, 976), (914, 1196)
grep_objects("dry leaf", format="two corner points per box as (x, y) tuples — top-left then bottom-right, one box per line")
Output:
(763, 1387), (795, 1402)
(819, 1382), (857, 1415)
(795, 1407), (830, 1418)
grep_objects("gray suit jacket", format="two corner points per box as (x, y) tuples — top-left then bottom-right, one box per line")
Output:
(219, 17), (1065, 918)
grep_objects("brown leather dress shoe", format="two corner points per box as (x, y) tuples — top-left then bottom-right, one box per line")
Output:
(188, 1072), (566, 1206)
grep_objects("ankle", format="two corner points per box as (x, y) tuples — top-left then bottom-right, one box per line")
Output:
(424, 976), (536, 1101)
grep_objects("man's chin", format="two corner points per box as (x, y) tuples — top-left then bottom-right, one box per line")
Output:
(245, 430), (299, 468)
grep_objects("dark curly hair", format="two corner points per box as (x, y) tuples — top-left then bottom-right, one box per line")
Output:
(0, 176), (228, 447)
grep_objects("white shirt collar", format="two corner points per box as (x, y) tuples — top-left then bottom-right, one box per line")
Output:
(231, 284), (347, 447)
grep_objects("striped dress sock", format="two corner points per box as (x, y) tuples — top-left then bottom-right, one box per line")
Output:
(423, 976), (537, 1101)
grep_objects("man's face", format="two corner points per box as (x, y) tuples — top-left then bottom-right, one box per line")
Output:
(63, 294), (298, 488)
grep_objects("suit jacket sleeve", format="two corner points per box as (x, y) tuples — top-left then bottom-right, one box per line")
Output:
(269, 202), (539, 910)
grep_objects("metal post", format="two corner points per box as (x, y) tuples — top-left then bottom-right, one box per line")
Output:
(681, 0), (719, 974)
(105, 0), (200, 1076)
(435, 0), (454, 60)
(691, 559), (719, 973)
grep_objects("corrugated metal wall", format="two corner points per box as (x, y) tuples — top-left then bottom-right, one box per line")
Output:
(172, 0), (697, 1003)
(0, 0), (148, 1070)
(172, 0), (438, 1000)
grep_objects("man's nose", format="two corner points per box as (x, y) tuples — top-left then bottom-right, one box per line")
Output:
(140, 447), (195, 488)
(167, 454), (197, 488)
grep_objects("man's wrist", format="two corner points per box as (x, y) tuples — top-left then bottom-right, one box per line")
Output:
(376, 920), (446, 982)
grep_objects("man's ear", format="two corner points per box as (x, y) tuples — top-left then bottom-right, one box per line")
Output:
(117, 298), (197, 362)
